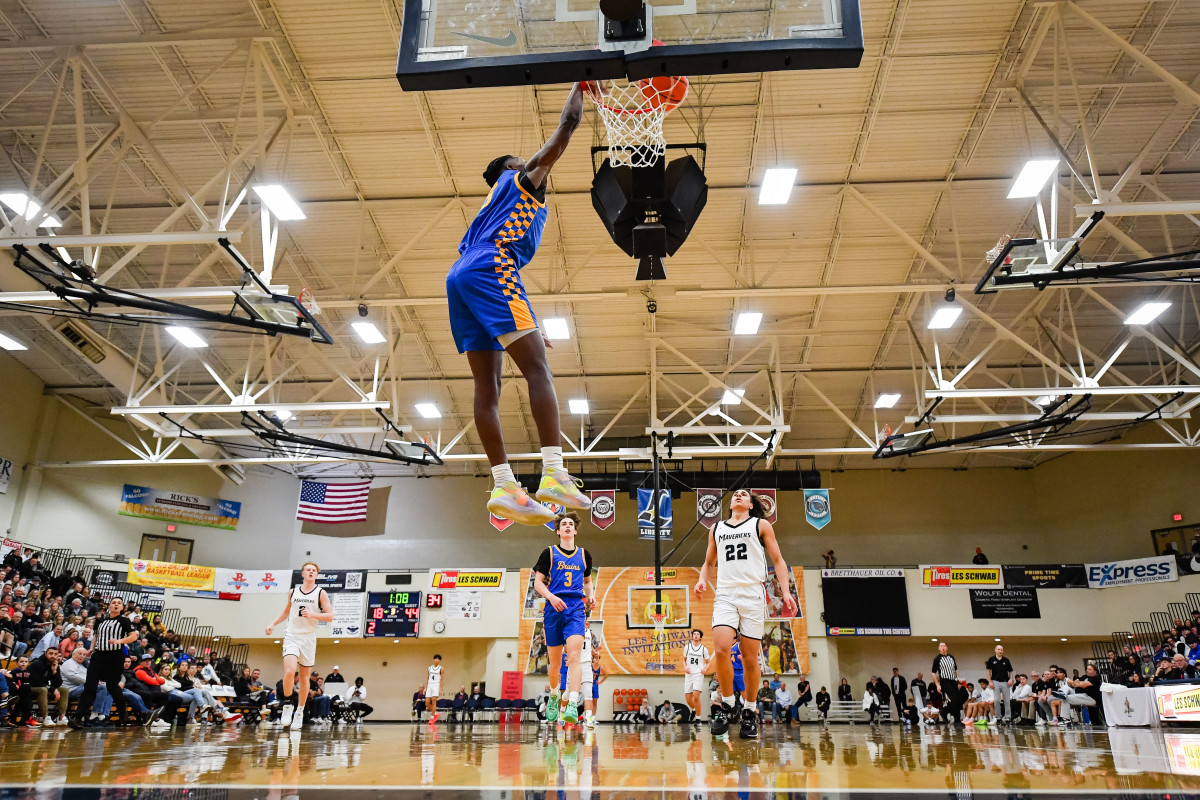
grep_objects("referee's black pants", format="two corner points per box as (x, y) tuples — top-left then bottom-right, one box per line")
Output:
(941, 682), (963, 724)
(75, 651), (129, 723)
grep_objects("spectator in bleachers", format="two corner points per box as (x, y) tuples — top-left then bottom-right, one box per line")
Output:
(186, 662), (240, 724)
(200, 654), (220, 684)
(635, 696), (653, 724)
(1012, 674), (1035, 725)
(0, 605), (16, 658)
(451, 685), (468, 721)
(755, 680), (774, 723)
(413, 685), (426, 720)
(1067, 664), (1103, 725)
(792, 675), (812, 721)
(656, 698), (677, 724)
(348, 677), (374, 721)
(59, 628), (82, 657)
(773, 681), (793, 723)
(465, 682), (490, 721)
(837, 678), (853, 702)
(128, 654), (180, 729)
(28, 647), (67, 726)
(325, 666), (346, 684)
(308, 675), (332, 724)
(158, 661), (204, 724)
(963, 678), (993, 725)
(862, 683), (881, 723)
(29, 623), (62, 660)
(61, 647), (106, 723)
(815, 686), (831, 720)
(6, 655), (34, 726)
(919, 698), (940, 726)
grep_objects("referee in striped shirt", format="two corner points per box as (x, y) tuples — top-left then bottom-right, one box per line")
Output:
(931, 641), (963, 725)
(68, 597), (139, 729)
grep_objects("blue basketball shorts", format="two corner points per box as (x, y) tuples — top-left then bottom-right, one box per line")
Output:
(446, 251), (537, 352)
(543, 596), (586, 648)
(734, 672), (745, 694)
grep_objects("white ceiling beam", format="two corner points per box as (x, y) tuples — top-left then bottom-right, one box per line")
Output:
(0, 28), (274, 51)
(905, 412), (1190, 424)
(646, 425), (791, 436)
(151, 425), (402, 438)
(926, 385), (1199, 399)
(1075, 201), (1200, 217)
(0, 283), (286, 305)
(111, 401), (391, 415)
(0, 231), (242, 248)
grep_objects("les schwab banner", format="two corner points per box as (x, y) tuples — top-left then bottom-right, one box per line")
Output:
(516, 566), (808, 677)
(430, 569), (506, 591)
(921, 565), (1003, 588)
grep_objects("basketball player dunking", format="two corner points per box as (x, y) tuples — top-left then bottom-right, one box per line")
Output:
(694, 489), (797, 740)
(534, 511), (595, 727)
(265, 561), (334, 731)
(447, 83), (591, 526)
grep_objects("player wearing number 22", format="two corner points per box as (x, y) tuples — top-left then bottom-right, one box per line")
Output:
(264, 561), (334, 732)
(695, 490), (796, 741)
(533, 511), (595, 727)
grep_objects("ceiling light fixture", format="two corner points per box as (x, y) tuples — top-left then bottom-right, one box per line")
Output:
(251, 184), (306, 221)
(351, 321), (386, 344)
(415, 403), (441, 419)
(1124, 301), (1170, 326)
(569, 398), (589, 414)
(734, 312), (762, 335)
(0, 332), (28, 351)
(165, 326), (208, 348)
(1007, 159), (1059, 199)
(721, 388), (746, 405)
(274, 409), (294, 422)
(543, 317), (570, 340)
(874, 393), (901, 409)
(0, 192), (61, 227)
(927, 306), (962, 330)
(758, 168), (797, 205)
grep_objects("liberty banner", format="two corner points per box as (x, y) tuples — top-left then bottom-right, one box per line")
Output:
(636, 488), (672, 540)
(120, 484), (241, 530)
(589, 490), (616, 530)
(696, 488), (722, 529)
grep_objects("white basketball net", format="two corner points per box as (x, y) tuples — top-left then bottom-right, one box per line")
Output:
(588, 79), (678, 168)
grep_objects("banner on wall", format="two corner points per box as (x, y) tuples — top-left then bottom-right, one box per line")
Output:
(696, 489), (722, 529)
(0, 453), (13, 494)
(291, 569), (365, 592)
(430, 569), (506, 591)
(921, 565), (1004, 588)
(90, 569), (122, 589)
(127, 559), (216, 590)
(0, 537), (19, 560)
(214, 568), (288, 594)
(1156, 684), (1200, 723)
(1086, 556), (1177, 589)
(753, 488), (778, 523)
(119, 484), (241, 530)
(489, 512), (514, 532)
(501, 671), (524, 700)
(803, 489), (831, 530)
(590, 490), (616, 530)
(517, 565), (809, 676)
(543, 502), (564, 530)
(1001, 564), (1088, 588)
(636, 489), (672, 540)
(330, 592), (365, 637)
(970, 587), (1041, 619)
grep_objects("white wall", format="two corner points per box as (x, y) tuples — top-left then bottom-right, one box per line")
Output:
(0, 350), (45, 534)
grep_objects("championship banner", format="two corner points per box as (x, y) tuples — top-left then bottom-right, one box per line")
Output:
(119, 484), (241, 530)
(516, 565), (809, 677)
(430, 569), (507, 591)
(543, 502), (564, 530)
(589, 490), (616, 530)
(213, 568), (288, 594)
(1086, 556), (1177, 589)
(127, 558), (216, 591)
(637, 488), (672, 540)
(696, 488), (722, 529)
(753, 488), (778, 523)
(920, 565), (1004, 588)
(489, 512), (514, 532)
(1001, 564), (1088, 588)
(803, 489), (831, 530)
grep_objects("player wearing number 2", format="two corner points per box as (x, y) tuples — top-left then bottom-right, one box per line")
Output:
(533, 511), (595, 727)
(265, 561), (334, 731)
(694, 490), (796, 741)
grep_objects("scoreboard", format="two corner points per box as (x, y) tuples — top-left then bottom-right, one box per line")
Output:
(365, 591), (421, 638)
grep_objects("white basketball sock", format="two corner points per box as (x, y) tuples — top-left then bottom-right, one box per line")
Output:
(541, 446), (564, 474)
(722, 695), (736, 708)
(491, 463), (516, 488)
(568, 691), (579, 704)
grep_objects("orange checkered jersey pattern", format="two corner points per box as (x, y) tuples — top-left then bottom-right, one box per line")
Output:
(493, 194), (542, 330)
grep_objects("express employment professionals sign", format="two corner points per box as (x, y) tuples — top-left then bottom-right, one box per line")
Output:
(1085, 555), (1177, 589)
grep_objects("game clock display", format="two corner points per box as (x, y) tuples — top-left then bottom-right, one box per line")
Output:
(365, 591), (421, 638)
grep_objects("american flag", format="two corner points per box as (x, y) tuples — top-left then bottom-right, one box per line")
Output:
(296, 480), (371, 523)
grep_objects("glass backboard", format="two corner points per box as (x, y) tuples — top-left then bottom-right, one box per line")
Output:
(398, 0), (863, 90)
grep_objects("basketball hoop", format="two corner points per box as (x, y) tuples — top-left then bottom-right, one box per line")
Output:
(985, 234), (1012, 266)
(650, 613), (668, 655)
(297, 287), (321, 316)
(585, 72), (688, 168)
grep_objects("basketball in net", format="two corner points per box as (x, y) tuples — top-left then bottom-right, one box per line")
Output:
(583, 42), (689, 168)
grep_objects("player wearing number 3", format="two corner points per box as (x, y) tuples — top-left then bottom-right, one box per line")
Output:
(694, 489), (796, 741)
(533, 511), (595, 727)
(265, 561), (334, 731)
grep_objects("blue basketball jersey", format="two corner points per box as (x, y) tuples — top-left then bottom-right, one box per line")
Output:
(459, 170), (547, 271)
(731, 641), (744, 677)
(547, 545), (587, 598)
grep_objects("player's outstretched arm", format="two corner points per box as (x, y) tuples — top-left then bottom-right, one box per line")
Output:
(694, 528), (717, 598)
(266, 597), (292, 635)
(760, 520), (797, 616)
(524, 83), (584, 190)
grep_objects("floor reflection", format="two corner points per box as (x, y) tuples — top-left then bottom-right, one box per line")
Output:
(2, 721), (1200, 795)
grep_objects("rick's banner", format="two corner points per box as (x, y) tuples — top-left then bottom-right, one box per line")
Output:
(803, 489), (831, 530)
(120, 484), (241, 530)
